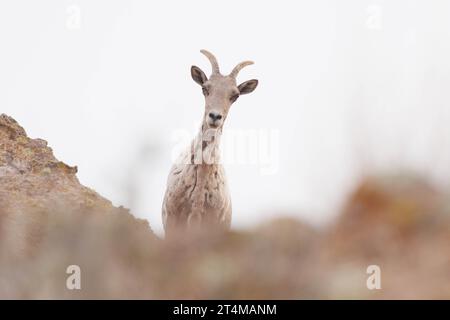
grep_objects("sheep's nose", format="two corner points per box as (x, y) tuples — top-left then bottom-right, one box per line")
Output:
(209, 112), (222, 121)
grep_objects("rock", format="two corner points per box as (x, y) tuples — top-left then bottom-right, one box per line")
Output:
(0, 114), (154, 258)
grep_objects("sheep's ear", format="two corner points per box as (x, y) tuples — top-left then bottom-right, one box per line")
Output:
(191, 66), (208, 85)
(238, 79), (258, 95)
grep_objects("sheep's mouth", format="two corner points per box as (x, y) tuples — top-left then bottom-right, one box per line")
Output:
(207, 121), (220, 129)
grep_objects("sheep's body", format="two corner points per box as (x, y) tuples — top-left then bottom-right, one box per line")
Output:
(161, 50), (257, 236)
(162, 129), (231, 235)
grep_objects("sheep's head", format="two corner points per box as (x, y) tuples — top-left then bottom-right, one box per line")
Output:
(191, 50), (258, 130)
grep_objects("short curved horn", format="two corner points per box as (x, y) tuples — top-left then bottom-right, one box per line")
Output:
(200, 49), (220, 75)
(229, 61), (254, 78)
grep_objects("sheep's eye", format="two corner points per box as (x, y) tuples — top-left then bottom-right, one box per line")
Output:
(202, 87), (209, 96)
(230, 93), (239, 103)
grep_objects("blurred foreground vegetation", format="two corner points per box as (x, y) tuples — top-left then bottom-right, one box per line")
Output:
(1, 174), (449, 299)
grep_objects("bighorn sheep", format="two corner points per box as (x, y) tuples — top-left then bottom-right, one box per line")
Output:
(162, 50), (258, 236)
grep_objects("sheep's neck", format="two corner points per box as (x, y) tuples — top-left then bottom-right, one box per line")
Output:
(190, 124), (222, 167)
(189, 124), (222, 213)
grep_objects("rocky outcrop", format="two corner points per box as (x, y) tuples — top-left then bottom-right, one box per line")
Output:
(0, 114), (154, 258)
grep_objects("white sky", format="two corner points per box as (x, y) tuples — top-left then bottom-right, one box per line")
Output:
(1, 1), (449, 235)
